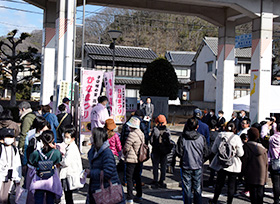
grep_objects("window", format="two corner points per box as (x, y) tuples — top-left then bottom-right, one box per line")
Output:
(207, 61), (213, 72)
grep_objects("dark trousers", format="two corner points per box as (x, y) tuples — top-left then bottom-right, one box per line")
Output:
(126, 162), (142, 200)
(181, 169), (202, 204)
(34, 190), (55, 204)
(248, 184), (264, 204)
(152, 153), (167, 182)
(65, 190), (74, 204)
(271, 170), (280, 204)
(212, 169), (238, 204)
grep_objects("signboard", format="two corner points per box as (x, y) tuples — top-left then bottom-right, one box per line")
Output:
(80, 69), (104, 131)
(104, 71), (115, 115)
(114, 85), (126, 123)
(58, 80), (73, 105)
(126, 97), (137, 112)
(235, 33), (252, 48)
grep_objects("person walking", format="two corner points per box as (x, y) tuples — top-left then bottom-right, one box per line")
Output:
(60, 125), (84, 204)
(28, 130), (62, 204)
(0, 128), (22, 204)
(209, 122), (244, 204)
(124, 117), (144, 203)
(150, 114), (171, 188)
(42, 105), (59, 143)
(56, 104), (72, 143)
(241, 127), (268, 204)
(268, 123), (280, 204)
(18, 101), (36, 154)
(176, 118), (208, 204)
(90, 96), (109, 129)
(104, 118), (122, 165)
(87, 128), (124, 204)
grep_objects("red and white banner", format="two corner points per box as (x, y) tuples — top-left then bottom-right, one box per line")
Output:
(104, 71), (115, 115)
(81, 69), (104, 130)
(114, 85), (126, 123)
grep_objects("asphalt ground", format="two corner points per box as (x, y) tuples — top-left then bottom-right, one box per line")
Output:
(61, 125), (275, 204)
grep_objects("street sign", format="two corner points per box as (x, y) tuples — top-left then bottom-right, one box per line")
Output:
(235, 33), (252, 48)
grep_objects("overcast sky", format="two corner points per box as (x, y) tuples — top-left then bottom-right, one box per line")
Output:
(0, 0), (103, 36)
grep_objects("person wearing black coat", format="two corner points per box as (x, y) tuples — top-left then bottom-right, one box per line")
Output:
(56, 104), (72, 143)
(216, 110), (226, 131)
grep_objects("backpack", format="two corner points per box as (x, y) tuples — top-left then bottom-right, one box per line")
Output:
(137, 133), (150, 162)
(157, 130), (173, 155)
(36, 150), (55, 179)
(217, 134), (236, 168)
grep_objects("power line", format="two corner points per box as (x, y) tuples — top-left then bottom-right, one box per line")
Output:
(0, 5), (42, 14)
(0, 21), (40, 29)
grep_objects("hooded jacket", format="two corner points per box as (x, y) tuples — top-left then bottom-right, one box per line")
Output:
(176, 130), (208, 170)
(88, 141), (121, 193)
(241, 141), (268, 185)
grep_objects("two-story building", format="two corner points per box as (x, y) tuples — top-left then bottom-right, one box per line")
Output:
(165, 51), (196, 101)
(190, 37), (251, 104)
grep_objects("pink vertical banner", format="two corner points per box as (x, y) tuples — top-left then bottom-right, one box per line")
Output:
(81, 69), (104, 132)
(104, 71), (115, 116)
(114, 85), (126, 124)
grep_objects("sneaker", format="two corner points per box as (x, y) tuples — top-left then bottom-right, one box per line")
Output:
(133, 197), (143, 203)
(241, 191), (250, 197)
(126, 200), (134, 204)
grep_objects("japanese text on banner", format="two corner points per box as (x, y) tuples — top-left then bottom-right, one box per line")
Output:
(81, 70), (104, 131)
(114, 85), (126, 123)
(104, 71), (114, 116)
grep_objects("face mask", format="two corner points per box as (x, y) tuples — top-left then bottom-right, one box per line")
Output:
(239, 113), (243, 117)
(210, 112), (214, 116)
(218, 114), (222, 118)
(64, 138), (71, 145)
(4, 138), (14, 145)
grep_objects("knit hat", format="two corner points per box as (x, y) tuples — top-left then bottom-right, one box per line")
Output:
(127, 117), (140, 129)
(105, 118), (117, 131)
(247, 127), (260, 141)
(155, 114), (167, 126)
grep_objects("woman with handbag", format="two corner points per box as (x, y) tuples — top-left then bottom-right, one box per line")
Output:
(269, 123), (280, 204)
(123, 117), (144, 204)
(59, 125), (83, 204)
(87, 127), (125, 204)
(28, 130), (62, 204)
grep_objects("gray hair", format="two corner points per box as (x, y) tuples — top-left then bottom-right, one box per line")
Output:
(18, 101), (31, 110)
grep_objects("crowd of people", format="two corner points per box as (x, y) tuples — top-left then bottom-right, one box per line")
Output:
(0, 96), (279, 204)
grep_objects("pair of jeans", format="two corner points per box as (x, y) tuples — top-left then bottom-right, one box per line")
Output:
(271, 170), (280, 204)
(212, 169), (238, 204)
(248, 184), (264, 204)
(34, 190), (55, 204)
(181, 168), (202, 204)
(126, 162), (142, 200)
(152, 153), (167, 182)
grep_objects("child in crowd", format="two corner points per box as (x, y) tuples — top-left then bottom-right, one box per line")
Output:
(28, 130), (62, 204)
(59, 125), (84, 204)
(105, 118), (122, 165)
(0, 128), (22, 204)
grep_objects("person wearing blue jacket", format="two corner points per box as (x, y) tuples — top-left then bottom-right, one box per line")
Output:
(87, 128), (125, 204)
(193, 108), (210, 146)
(42, 105), (59, 143)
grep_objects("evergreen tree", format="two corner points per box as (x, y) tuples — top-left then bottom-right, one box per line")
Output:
(140, 58), (179, 100)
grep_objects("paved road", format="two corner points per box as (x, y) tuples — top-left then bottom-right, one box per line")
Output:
(64, 126), (275, 204)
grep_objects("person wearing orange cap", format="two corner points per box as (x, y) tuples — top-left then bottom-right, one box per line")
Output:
(104, 118), (122, 165)
(150, 114), (172, 188)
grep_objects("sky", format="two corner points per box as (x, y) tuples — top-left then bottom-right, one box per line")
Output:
(0, 0), (104, 36)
